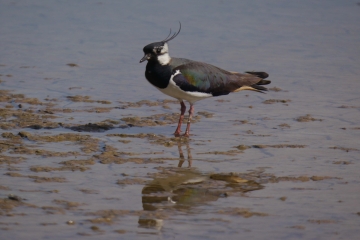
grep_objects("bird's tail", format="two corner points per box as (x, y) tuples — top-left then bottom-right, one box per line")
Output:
(233, 71), (271, 93)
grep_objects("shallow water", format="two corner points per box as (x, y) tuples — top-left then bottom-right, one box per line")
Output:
(1, 0), (360, 239)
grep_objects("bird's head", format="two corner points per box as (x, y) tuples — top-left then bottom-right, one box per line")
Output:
(140, 22), (181, 65)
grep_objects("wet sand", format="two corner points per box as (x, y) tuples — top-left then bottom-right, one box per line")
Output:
(1, 0), (360, 239)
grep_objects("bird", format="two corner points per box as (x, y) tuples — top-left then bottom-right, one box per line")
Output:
(140, 23), (271, 137)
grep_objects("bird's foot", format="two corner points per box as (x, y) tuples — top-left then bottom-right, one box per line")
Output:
(183, 132), (190, 137)
(173, 132), (190, 137)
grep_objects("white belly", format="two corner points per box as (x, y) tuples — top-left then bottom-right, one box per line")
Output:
(156, 78), (212, 104)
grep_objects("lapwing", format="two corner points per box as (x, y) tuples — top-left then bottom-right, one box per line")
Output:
(140, 23), (271, 137)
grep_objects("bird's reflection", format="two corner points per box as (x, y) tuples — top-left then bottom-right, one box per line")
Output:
(138, 138), (263, 230)
(177, 139), (192, 167)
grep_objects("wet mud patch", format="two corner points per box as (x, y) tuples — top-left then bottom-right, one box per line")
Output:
(92, 144), (127, 164)
(296, 114), (323, 122)
(0, 107), (59, 130)
(251, 144), (306, 149)
(59, 158), (96, 166)
(233, 144), (306, 151)
(197, 111), (214, 118)
(9, 146), (80, 158)
(0, 131), (100, 168)
(94, 143), (173, 165)
(5, 172), (67, 183)
(338, 105), (360, 109)
(234, 145), (251, 151)
(69, 123), (114, 132)
(78, 189), (99, 194)
(309, 176), (339, 181)
(308, 219), (337, 224)
(29, 164), (90, 172)
(2, 130), (99, 176)
(41, 206), (66, 215)
(215, 99), (231, 103)
(278, 123), (291, 128)
(52, 199), (84, 209)
(12, 131), (100, 154)
(217, 207), (268, 218)
(66, 63), (78, 67)
(0, 90), (119, 132)
(66, 95), (111, 104)
(332, 161), (352, 165)
(262, 99), (291, 105)
(92, 143), (160, 165)
(231, 119), (257, 125)
(42, 107), (113, 114)
(0, 155), (25, 165)
(268, 87), (285, 92)
(0, 196), (36, 216)
(0, 90), (47, 106)
(208, 168), (342, 185)
(198, 150), (243, 156)
(266, 175), (341, 184)
(118, 99), (178, 109)
(329, 146), (359, 152)
(0, 185), (11, 191)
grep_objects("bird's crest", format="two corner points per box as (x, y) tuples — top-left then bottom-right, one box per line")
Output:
(161, 22), (181, 43)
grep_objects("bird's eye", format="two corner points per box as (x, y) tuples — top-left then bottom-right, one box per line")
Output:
(156, 48), (162, 54)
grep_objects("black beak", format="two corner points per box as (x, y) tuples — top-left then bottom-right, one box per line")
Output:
(139, 54), (150, 63)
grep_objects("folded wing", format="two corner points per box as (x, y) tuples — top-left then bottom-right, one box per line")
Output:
(171, 62), (271, 96)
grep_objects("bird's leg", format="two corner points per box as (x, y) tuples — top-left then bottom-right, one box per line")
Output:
(174, 101), (186, 137)
(184, 104), (194, 137)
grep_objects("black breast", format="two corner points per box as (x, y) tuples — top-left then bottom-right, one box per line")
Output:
(145, 61), (172, 89)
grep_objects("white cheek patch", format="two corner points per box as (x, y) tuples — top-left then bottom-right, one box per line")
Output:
(160, 43), (169, 54)
(157, 53), (171, 65)
(156, 43), (170, 65)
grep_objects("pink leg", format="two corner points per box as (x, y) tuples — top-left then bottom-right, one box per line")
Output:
(184, 104), (194, 137)
(174, 101), (186, 136)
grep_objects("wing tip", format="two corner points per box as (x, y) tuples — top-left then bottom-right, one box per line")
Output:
(245, 71), (269, 79)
